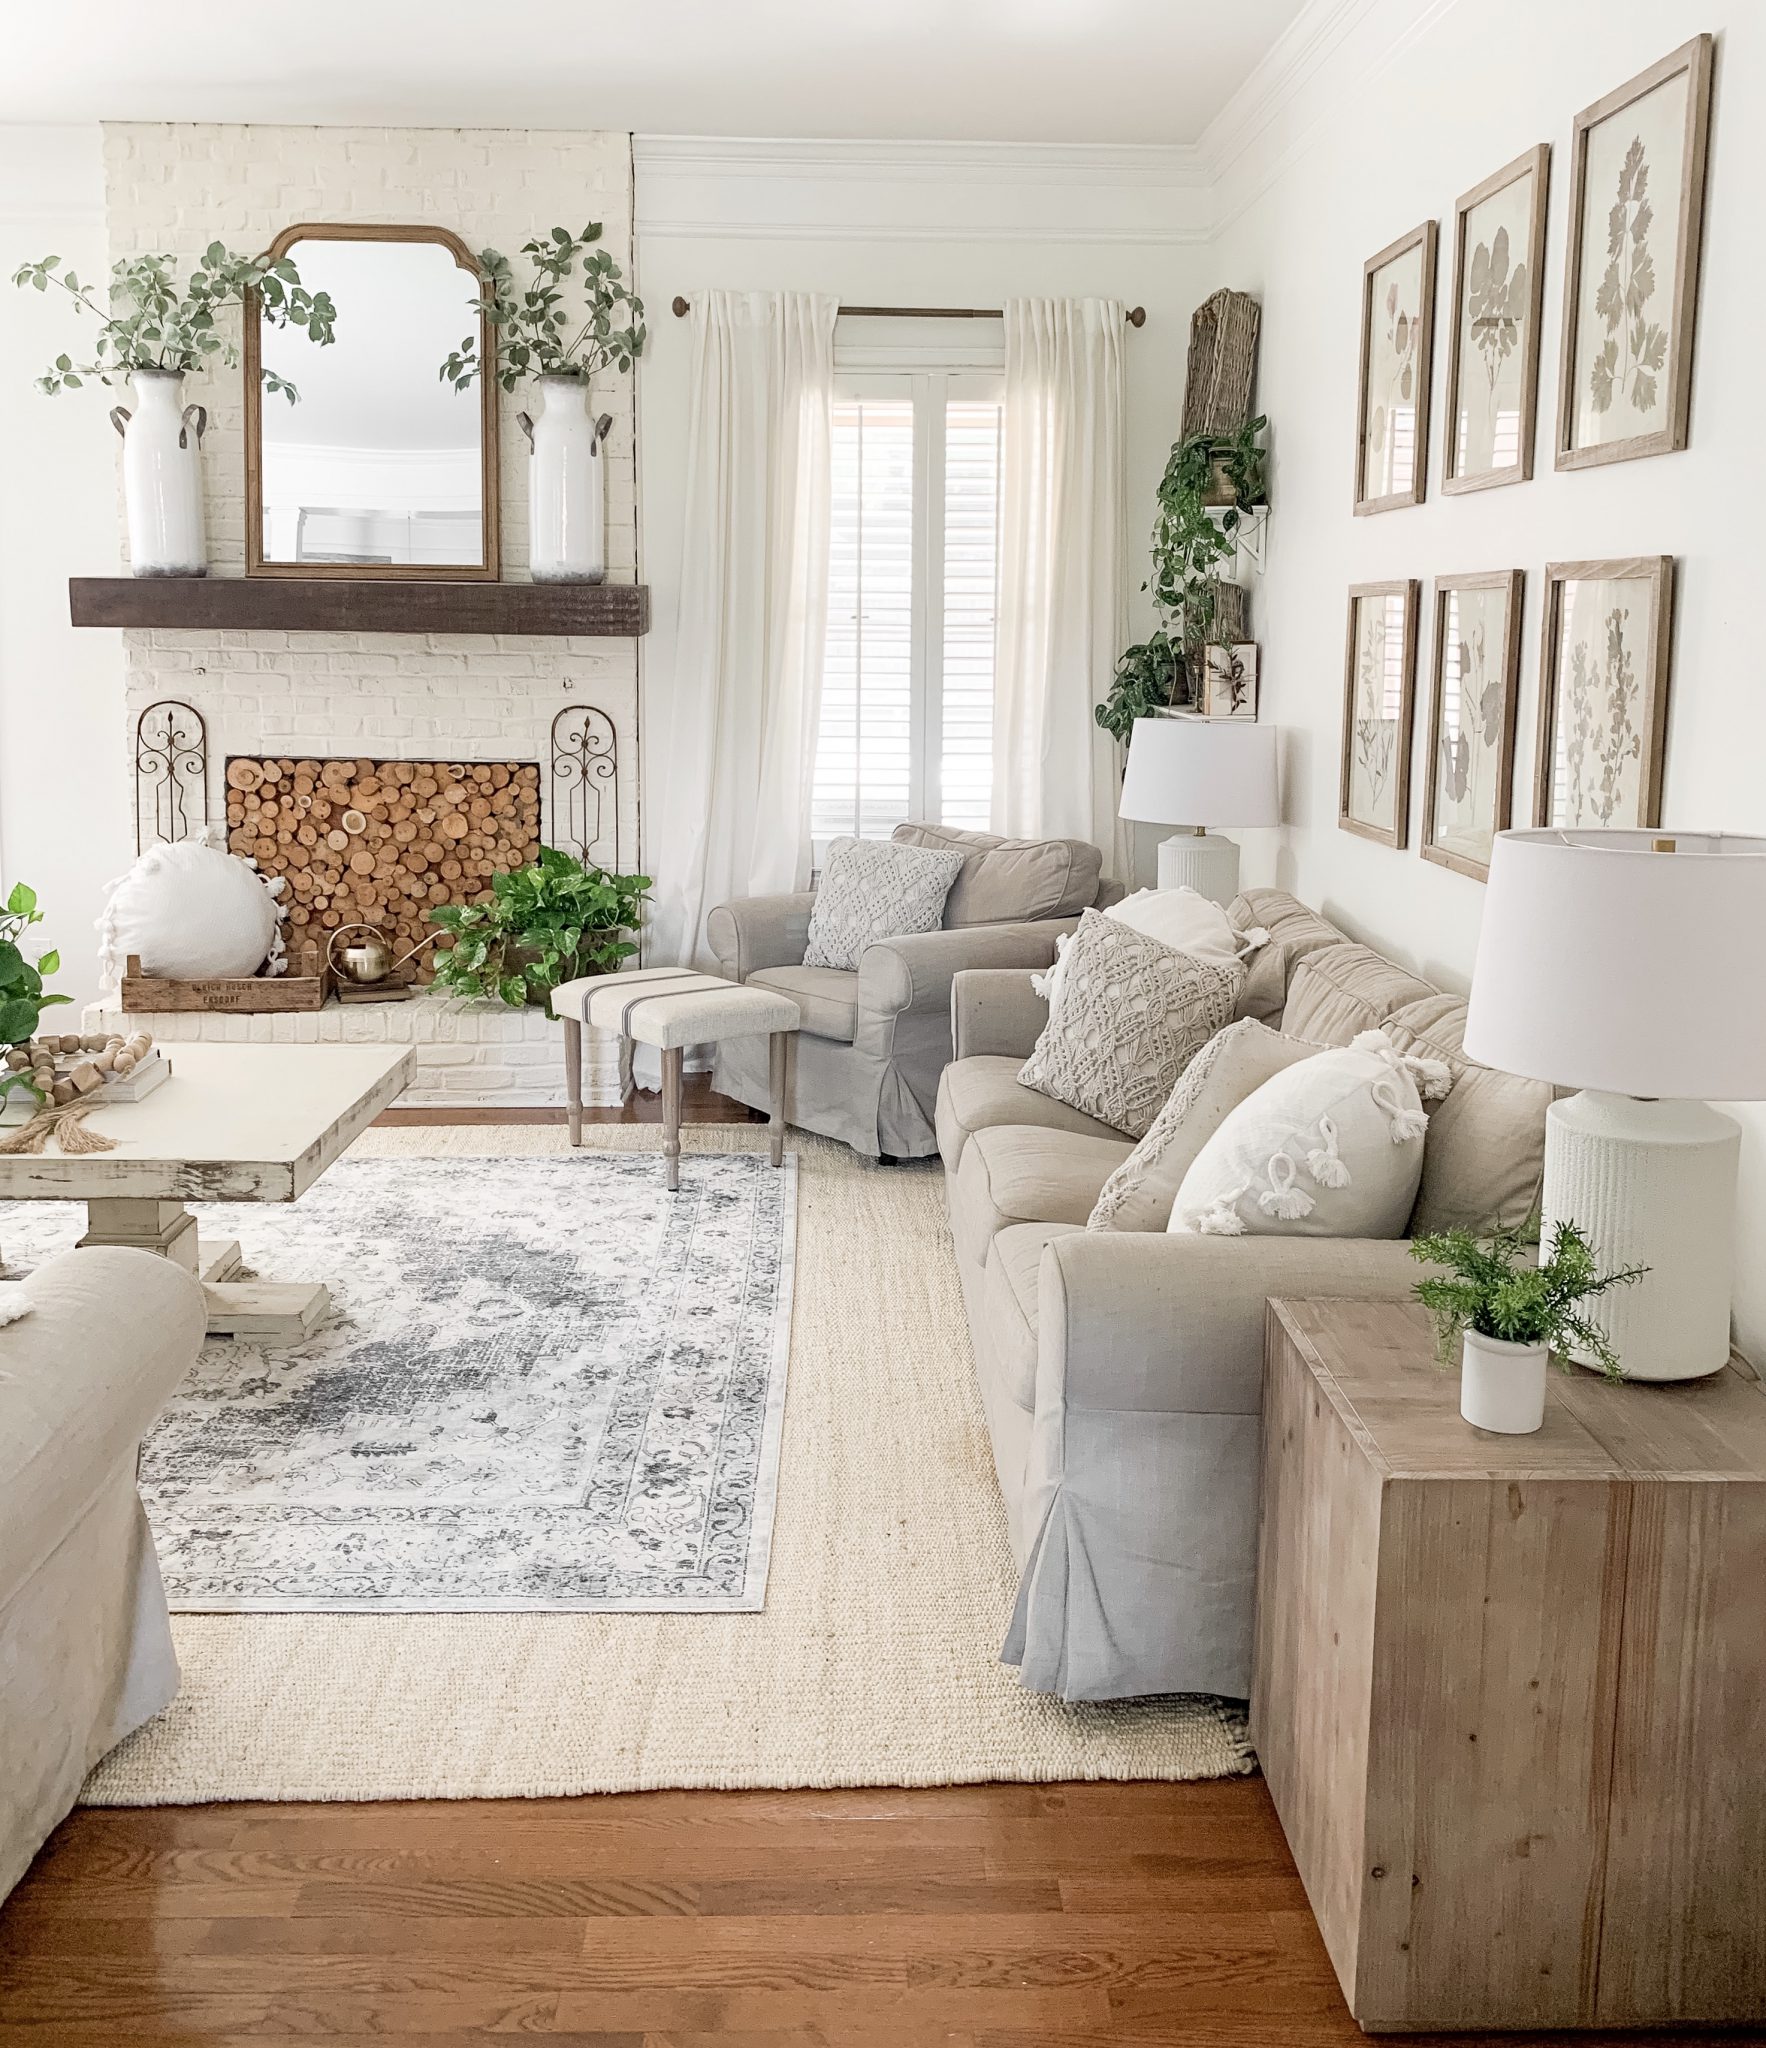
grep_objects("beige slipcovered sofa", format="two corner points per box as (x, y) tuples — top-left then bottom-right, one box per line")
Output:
(709, 822), (1121, 1160)
(936, 888), (1552, 1702)
(1, 1247), (206, 1900)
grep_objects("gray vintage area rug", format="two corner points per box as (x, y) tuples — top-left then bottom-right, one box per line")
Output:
(0, 1153), (797, 1613)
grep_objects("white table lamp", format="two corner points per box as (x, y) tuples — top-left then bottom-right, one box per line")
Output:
(1465, 829), (1766, 1381)
(1118, 716), (1280, 904)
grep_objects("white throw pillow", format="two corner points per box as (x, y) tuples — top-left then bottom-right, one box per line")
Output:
(1088, 1018), (1322, 1233)
(1035, 885), (1263, 1009)
(803, 836), (967, 971)
(97, 840), (287, 987)
(1169, 1028), (1452, 1239)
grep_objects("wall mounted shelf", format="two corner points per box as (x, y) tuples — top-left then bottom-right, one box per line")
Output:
(68, 578), (649, 638)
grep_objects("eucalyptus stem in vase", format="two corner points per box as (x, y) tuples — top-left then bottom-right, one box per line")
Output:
(440, 224), (646, 585)
(11, 245), (336, 576)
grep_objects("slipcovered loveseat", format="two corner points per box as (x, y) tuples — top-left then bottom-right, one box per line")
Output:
(708, 822), (1121, 1160)
(936, 889), (1553, 1702)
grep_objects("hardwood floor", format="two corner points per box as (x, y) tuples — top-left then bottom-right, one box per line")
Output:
(1, 1099), (1745, 2043)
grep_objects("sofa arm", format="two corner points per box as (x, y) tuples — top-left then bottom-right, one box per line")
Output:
(951, 968), (1050, 1060)
(1038, 1231), (1421, 1418)
(705, 891), (816, 982)
(857, 918), (1071, 1025)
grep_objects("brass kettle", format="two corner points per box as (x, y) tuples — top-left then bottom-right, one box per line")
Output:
(326, 923), (436, 989)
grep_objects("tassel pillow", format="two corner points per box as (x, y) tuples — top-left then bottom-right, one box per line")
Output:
(97, 841), (287, 988)
(1033, 884), (1262, 1009)
(1168, 1028), (1451, 1238)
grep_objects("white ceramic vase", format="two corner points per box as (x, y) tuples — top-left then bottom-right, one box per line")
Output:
(1459, 1329), (1550, 1435)
(518, 375), (609, 584)
(110, 368), (208, 577)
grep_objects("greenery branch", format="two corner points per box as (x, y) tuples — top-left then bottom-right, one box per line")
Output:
(440, 224), (646, 394)
(1410, 1217), (1649, 1381)
(1097, 414), (1267, 744)
(11, 245), (336, 402)
(0, 883), (73, 1106)
(428, 847), (651, 1007)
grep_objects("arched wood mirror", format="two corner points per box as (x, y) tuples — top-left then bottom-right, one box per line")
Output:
(245, 223), (499, 580)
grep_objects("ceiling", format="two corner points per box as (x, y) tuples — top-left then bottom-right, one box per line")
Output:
(1, 1), (1310, 144)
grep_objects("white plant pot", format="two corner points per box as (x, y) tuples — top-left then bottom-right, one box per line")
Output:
(111, 369), (207, 577)
(518, 375), (608, 584)
(1459, 1330), (1550, 1435)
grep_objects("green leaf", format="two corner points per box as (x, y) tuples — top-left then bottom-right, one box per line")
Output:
(35, 947), (60, 977)
(5, 882), (37, 917)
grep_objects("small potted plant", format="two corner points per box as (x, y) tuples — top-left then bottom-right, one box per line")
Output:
(11, 246), (335, 576)
(428, 847), (651, 1007)
(440, 224), (645, 584)
(0, 883), (73, 1112)
(1410, 1219), (1648, 1434)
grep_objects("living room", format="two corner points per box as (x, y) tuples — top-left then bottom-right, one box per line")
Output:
(1, 1), (1761, 2039)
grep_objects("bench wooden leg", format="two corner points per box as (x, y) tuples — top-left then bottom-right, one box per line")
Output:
(563, 1015), (584, 1147)
(661, 1045), (684, 1192)
(768, 1030), (788, 1169)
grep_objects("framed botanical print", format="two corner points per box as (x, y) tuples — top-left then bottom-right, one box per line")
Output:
(1339, 580), (1420, 847)
(1444, 147), (1550, 492)
(1534, 557), (1675, 829)
(1354, 221), (1438, 514)
(1422, 571), (1524, 881)
(1557, 35), (1715, 469)
(1201, 642), (1258, 719)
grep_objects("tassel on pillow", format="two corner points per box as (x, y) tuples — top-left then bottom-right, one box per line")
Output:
(1257, 1151), (1315, 1221)
(1305, 1113), (1353, 1189)
(0, 1284), (32, 1328)
(1194, 1185), (1250, 1236)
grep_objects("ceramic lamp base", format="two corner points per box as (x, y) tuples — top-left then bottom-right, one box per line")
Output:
(1155, 831), (1241, 905)
(1542, 1090), (1740, 1382)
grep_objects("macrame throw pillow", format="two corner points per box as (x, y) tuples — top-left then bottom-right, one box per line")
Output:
(803, 836), (967, 971)
(1168, 1027), (1452, 1239)
(1017, 908), (1243, 1141)
(97, 840), (287, 988)
(1088, 1018), (1322, 1233)
(1033, 884), (1264, 1010)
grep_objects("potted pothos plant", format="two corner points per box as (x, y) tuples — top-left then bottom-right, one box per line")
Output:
(11, 246), (335, 576)
(0, 883), (72, 1108)
(1097, 414), (1268, 743)
(1411, 1218), (1648, 1434)
(440, 224), (646, 584)
(428, 847), (651, 1008)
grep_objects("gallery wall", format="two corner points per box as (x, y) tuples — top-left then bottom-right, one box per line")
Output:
(1209, 0), (1763, 1353)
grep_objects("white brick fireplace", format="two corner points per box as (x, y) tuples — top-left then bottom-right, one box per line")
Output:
(99, 122), (646, 1107)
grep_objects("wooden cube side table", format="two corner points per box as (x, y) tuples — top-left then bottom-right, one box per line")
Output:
(1252, 1297), (1766, 2035)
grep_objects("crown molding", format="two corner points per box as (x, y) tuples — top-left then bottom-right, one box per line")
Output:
(636, 215), (1210, 246)
(1195, 0), (1387, 185)
(634, 133), (1208, 190)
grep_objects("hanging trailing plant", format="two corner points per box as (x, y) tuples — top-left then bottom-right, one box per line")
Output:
(1097, 414), (1268, 742)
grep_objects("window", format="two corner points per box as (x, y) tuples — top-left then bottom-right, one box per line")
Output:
(812, 370), (1004, 851)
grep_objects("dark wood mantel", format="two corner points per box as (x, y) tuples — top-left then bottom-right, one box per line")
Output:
(68, 577), (649, 637)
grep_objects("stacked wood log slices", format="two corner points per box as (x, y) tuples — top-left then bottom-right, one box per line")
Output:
(225, 758), (541, 984)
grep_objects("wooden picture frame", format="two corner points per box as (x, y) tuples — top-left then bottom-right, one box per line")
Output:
(1422, 570), (1524, 882)
(1339, 580), (1420, 848)
(1443, 147), (1550, 493)
(1354, 222), (1438, 514)
(1534, 557), (1675, 830)
(244, 222), (501, 581)
(1556, 35), (1715, 470)
(1200, 642), (1258, 719)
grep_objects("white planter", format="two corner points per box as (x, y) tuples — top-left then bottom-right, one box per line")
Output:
(111, 369), (207, 577)
(518, 375), (608, 584)
(1459, 1329), (1550, 1435)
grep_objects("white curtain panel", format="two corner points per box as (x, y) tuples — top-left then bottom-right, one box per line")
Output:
(993, 298), (1128, 873)
(647, 291), (839, 973)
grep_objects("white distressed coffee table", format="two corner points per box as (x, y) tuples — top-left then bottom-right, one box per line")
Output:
(0, 1042), (411, 1339)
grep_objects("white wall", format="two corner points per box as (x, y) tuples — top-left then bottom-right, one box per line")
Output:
(0, 126), (127, 1008)
(1207, 1), (1766, 1354)
(632, 138), (1217, 889)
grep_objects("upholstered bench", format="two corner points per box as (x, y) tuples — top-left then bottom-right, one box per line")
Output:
(550, 968), (801, 1190)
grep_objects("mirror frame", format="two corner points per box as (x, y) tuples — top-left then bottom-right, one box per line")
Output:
(244, 222), (501, 581)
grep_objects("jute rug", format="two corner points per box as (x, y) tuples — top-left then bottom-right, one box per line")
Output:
(81, 1125), (1252, 1804)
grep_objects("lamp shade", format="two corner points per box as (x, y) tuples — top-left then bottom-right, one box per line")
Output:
(1464, 829), (1766, 1100)
(1118, 716), (1280, 828)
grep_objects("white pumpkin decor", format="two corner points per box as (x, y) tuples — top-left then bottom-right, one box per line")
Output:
(97, 839), (287, 988)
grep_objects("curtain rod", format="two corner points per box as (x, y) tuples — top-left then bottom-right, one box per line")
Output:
(669, 295), (1146, 327)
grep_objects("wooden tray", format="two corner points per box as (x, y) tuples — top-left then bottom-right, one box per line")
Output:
(120, 945), (332, 1014)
